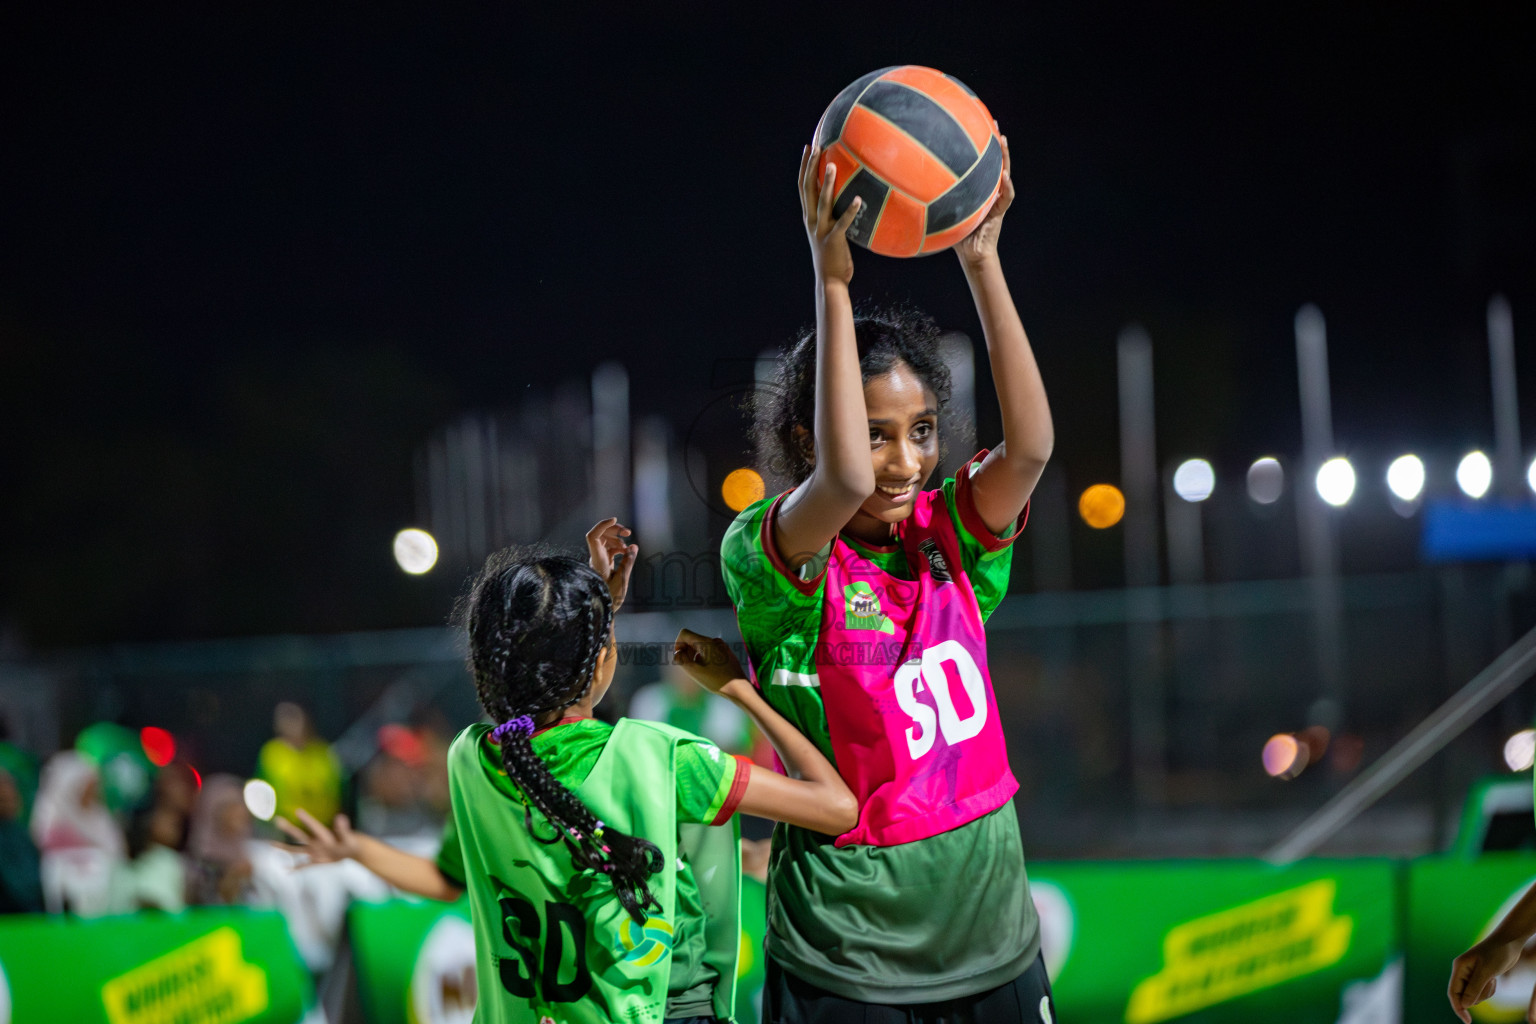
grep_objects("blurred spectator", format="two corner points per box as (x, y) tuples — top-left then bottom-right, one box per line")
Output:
(110, 763), (198, 913)
(409, 707), (453, 820)
(30, 751), (125, 915)
(186, 774), (255, 905)
(356, 724), (444, 837)
(256, 702), (341, 827)
(629, 663), (757, 754)
(178, 771), (383, 968)
(0, 765), (43, 913)
(74, 721), (154, 816)
(0, 715), (39, 823)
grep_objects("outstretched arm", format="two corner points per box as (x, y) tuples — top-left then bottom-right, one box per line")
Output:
(771, 146), (874, 571)
(954, 133), (1054, 536)
(674, 629), (858, 836)
(274, 809), (464, 902)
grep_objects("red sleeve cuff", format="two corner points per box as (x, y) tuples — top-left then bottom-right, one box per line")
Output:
(710, 755), (754, 825)
(761, 491), (823, 596)
(955, 449), (1029, 552)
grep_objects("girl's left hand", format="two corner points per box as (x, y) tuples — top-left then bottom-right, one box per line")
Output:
(673, 628), (748, 694)
(954, 129), (1014, 268)
(586, 518), (639, 611)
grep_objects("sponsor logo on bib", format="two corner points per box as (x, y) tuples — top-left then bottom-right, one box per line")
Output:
(843, 582), (895, 633)
(919, 538), (953, 583)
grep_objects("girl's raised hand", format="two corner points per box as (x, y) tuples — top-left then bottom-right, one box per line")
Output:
(586, 517), (639, 612)
(799, 144), (863, 285)
(273, 809), (362, 868)
(673, 627), (748, 695)
(954, 130), (1014, 268)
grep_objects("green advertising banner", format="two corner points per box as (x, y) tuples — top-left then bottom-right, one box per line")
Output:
(347, 877), (771, 1024)
(1029, 859), (1401, 1023)
(0, 909), (316, 1024)
(1405, 853), (1536, 1024)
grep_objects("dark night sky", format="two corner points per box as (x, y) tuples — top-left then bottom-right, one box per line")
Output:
(2, 4), (1533, 645)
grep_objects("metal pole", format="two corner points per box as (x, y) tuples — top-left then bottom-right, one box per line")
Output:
(1164, 467), (1205, 586)
(1028, 467), (1073, 592)
(633, 416), (674, 554)
(1119, 326), (1159, 589)
(1265, 622), (1536, 864)
(1295, 304), (1346, 729)
(592, 362), (632, 527)
(1118, 325), (1165, 806)
(940, 332), (977, 480)
(1488, 295), (1521, 500)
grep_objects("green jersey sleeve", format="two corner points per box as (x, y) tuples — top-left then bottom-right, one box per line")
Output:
(674, 737), (748, 826)
(720, 494), (824, 675)
(940, 449), (1028, 621)
(434, 812), (466, 888)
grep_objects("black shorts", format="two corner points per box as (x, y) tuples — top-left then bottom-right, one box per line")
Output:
(763, 952), (1057, 1024)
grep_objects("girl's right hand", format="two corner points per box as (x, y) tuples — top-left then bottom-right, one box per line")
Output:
(1449, 935), (1530, 1021)
(273, 808), (364, 867)
(800, 144), (862, 285)
(673, 628), (748, 695)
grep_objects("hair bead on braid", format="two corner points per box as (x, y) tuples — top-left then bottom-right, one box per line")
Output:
(453, 548), (663, 924)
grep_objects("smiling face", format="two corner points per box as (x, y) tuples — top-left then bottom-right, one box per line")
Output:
(844, 361), (940, 545)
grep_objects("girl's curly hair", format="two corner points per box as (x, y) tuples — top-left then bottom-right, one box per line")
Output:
(751, 306), (956, 486)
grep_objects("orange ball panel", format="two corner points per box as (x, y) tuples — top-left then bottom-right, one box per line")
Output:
(919, 190), (998, 254)
(839, 105), (957, 205)
(882, 66), (996, 156)
(817, 141), (865, 204)
(869, 189), (926, 258)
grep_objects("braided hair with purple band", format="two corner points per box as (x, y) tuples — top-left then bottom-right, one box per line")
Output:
(455, 549), (663, 924)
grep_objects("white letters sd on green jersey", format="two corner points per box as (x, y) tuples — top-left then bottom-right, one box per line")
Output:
(438, 721), (741, 1023)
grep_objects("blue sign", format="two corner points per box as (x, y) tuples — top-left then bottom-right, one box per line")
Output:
(1422, 500), (1536, 562)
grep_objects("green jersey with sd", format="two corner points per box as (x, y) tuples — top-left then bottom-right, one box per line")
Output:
(721, 457), (1040, 1003)
(436, 719), (747, 1022)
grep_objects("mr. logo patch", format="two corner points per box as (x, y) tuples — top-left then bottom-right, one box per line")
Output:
(919, 539), (953, 583)
(843, 582), (895, 633)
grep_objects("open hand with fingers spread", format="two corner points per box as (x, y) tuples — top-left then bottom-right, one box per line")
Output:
(273, 808), (363, 867)
(800, 145), (862, 285)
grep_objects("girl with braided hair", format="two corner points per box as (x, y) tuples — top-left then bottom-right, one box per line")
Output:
(277, 518), (856, 1024)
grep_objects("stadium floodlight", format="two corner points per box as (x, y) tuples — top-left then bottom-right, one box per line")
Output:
(1315, 457), (1355, 507)
(1247, 458), (1284, 504)
(1456, 451), (1492, 499)
(1172, 459), (1215, 502)
(1504, 729), (1536, 772)
(1262, 734), (1306, 779)
(1385, 455), (1425, 502)
(1078, 484), (1126, 529)
(243, 779), (278, 821)
(393, 528), (439, 574)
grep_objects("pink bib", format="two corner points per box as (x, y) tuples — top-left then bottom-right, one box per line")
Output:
(815, 488), (1017, 847)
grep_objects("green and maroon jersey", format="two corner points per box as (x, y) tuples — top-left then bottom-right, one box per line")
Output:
(436, 717), (749, 1021)
(721, 453), (1040, 1003)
